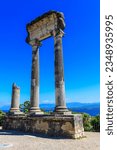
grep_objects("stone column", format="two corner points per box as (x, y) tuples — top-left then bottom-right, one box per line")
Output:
(53, 29), (71, 114)
(29, 39), (43, 114)
(10, 83), (21, 114)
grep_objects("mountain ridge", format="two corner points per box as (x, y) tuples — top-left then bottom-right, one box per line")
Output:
(0, 102), (100, 110)
(0, 102), (100, 116)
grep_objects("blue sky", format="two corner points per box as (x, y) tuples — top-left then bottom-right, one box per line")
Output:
(0, 0), (100, 106)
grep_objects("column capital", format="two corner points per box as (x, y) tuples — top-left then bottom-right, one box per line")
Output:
(52, 29), (65, 38)
(28, 39), (42, 47)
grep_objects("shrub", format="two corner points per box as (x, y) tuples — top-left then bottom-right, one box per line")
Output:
(20, 100), (45, 113)
(20, 101), (31, 113)
(82, 113), (100, 132)
(0, 110), (5, 126)
(82, 113), (93, 131)
(91, 115), (100, 132)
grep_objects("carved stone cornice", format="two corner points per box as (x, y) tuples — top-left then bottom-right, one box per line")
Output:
(26, 11), (65, 31)
(26, 11), (65, 42)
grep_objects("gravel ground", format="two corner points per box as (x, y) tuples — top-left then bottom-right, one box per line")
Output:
(0, 130), (100, 150)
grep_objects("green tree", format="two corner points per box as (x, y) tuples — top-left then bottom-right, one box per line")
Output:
(20, 100), (45, 114)
(91, 115), (100, 132)
(20, 101), (31, 113)
(83, 113), (92, 131)
(0, 110), (5, 126)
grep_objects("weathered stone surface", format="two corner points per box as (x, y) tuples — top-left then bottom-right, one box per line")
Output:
(53, 29), (71, 114)
(28, 40), (43, 115)
(3, 114), (84, 139)
(10, 83), (23, 115)
(26, 11), (65, 42)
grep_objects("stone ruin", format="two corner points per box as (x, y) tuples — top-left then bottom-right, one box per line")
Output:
(3, 11), (84, 139)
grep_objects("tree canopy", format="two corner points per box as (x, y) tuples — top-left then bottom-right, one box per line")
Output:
(20, 101), (31, 113)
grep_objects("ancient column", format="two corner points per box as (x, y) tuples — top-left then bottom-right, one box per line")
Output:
(29, 39), (43, 114)
(53, 29), (71, 114)
(10, 83), (20, 114)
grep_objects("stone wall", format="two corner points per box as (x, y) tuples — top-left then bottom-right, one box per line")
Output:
(3, 114), (84, 139)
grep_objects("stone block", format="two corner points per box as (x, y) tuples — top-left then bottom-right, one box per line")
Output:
(3, 114), (84, 139)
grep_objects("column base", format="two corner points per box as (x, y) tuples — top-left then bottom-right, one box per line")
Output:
(9, 108), (24, 116)
(29, 107), (44, 115)
(53, 106), (72, 115)
(10, 108), (20, 112)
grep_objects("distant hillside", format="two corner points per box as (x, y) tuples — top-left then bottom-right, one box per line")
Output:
(0, 102), (100, 116)
(40, 102), (100, 116)
(40, 102), (100, 108)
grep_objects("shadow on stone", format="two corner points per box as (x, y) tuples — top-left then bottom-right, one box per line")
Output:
(0, 130), (74, 140)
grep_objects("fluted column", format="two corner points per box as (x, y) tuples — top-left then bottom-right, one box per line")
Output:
(29, 39), (43, 114)
(53, 29), (71, 114)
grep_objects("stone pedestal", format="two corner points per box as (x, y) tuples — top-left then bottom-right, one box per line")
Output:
(3, 114), (84, 139)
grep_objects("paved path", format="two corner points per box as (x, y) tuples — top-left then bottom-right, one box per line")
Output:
(0, 130), (100, 150)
